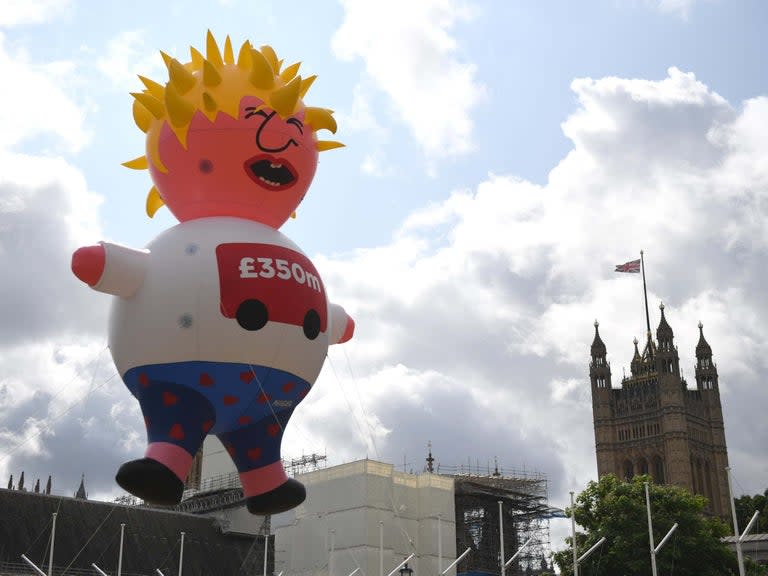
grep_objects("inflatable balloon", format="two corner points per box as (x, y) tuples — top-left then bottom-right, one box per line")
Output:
(71, 32), (353, 515)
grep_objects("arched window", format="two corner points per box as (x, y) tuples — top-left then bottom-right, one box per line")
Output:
(691, 457), (698, 493)
(638, 457), (649, 476)
(623, 460), (634, 481)
(653, 456), (665, 484)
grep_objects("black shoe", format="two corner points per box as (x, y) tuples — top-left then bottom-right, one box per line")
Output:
(246, 478), (306, 515)
(116, 458), (184, 505)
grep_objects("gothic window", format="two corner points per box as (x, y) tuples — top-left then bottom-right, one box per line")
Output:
(705, 461), (714, 509)
(696, 459), (705, 496)
(638, 457), (649, 476)
(691, 458), (698, 493)
(653, 456), (665, 483)
(623, 460), (634, 481)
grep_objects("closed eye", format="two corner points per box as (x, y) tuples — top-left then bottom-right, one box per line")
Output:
(287, 118), (304, 134)
(245, 107), (270, 120)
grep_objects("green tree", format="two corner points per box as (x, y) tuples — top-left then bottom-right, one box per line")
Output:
(553, 474), (738, 576)
(734, 489), (768, 535)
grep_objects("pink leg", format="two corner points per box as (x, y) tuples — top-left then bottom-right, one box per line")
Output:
(146, 442), (195, 482)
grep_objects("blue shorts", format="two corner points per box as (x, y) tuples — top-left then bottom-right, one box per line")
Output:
(124, 361), (311, 472)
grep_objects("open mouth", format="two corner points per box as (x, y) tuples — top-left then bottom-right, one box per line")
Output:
(244, 155), (297, 191)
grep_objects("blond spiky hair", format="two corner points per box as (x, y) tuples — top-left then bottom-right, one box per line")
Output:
(123, 31), (342, 215)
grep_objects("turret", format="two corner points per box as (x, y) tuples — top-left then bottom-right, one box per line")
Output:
(75, 474), (88, 500)
(590, 321), (611, 389)
(695, 322), (718, 391)
(630, 338), (643, 376)
(656, 302), (674, 350)
(655, 303), (680, 377)
(589, 320), (614, 477)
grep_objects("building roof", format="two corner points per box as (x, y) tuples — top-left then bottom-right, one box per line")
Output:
(0, 488), (266, 576)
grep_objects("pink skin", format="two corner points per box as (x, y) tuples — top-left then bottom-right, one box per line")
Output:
(239, 460), (288, 497)
(71, 244), (106, 286)
(146, 442), (194, 481)
(71, 97), (320, 288)
(149, 95), (319, 228)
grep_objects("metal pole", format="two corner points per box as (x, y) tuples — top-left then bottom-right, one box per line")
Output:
(641, 250), (652, 358)
(177, 532), (185, 576)
(92, 564), (110, 576)
(441, 548), (471, 576)
(379, 521), (384, 576)
(727, 467), (746, 576)
(386, 554), (415, 576)
(21, 554), (47, 576)
(740, 511), (761, 543)
(330, 529), (336, 576)
(118, 523), (125, 576)
(438, 514), (443, 574)
(570, 492), (578, 576)
(263, 534), (269, 576)
(156, 570), (165, 576)
(498, 501), (505, 576)
(577, 537), (606, 565)
(504, 536), (534, 569)
(645, 482), (657, 576)
(654, 523), (678, 554)
(49, 511), (57, 576)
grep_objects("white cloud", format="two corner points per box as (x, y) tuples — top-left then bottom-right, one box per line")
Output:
(283, 67), (768, 512)
(335, 84), (392, 176)
(0, 0), (69, 28)
(0, 19), (118, 497)
(96, 29), (164, 91)
(0, 145), (119, 495)
(563, 67), (733, 175)
(2, 16), (766, 528)
(332, 0), (484, 159)
(361, 153), (387, 177)
(651, 0), (710, 18)
(0, 33), (90, 153)
(335, 83), (387, 136)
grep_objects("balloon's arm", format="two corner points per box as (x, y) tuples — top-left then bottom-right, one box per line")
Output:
(329, 303), (355, 344)
(72, 242), (149, 298)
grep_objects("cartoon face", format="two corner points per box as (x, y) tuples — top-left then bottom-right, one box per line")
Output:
(149, 95), (319, 228)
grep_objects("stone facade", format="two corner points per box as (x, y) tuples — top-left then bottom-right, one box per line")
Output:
(589, 304), (731, 517)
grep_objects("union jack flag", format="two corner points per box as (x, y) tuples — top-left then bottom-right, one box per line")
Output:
(615, 259), (641, 273)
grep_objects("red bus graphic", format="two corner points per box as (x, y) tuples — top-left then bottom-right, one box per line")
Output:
(216, 243), (327, 339)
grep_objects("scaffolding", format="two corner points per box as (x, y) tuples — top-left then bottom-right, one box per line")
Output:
(446, 464), (554, 576)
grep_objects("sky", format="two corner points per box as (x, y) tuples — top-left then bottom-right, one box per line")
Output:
(1, 0), (767, 564)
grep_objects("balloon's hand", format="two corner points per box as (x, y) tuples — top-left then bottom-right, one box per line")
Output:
(72, 244), (106, 286)
(338, 313), (355, 343)
(329, 303), (355, 344)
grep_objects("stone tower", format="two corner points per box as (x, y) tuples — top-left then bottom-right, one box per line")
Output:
(589, 304), (731, 516)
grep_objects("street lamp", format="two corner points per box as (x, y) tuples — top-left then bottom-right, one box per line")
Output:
(398, 562), (413, 576)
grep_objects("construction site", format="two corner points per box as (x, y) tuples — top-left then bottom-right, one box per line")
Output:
(439, 463), (555, 576)
(0, 448), (558, 576)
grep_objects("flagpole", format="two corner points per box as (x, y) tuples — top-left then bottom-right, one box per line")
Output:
(640, 250), (652, 358)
